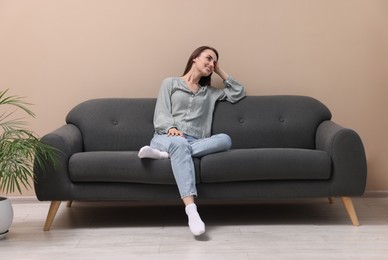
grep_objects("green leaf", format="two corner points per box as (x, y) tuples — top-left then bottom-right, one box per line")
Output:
(0, 89), (58, 194)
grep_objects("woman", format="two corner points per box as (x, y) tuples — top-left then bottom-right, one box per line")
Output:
(138, 46), (245, 236)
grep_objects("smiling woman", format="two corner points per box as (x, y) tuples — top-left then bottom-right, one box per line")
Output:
(182, 46), (219, 87)
(137, 46), (246, 236)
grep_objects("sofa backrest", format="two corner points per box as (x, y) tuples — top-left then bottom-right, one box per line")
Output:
(66, 95), (331, 151)
(212, 96), (331, 149)
(66, 98), (156, 151)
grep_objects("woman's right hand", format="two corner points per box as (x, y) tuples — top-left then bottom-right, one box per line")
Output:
(167, 128), (184, 137)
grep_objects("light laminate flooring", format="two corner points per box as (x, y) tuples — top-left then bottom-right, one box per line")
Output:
(1, 196), (388, 259)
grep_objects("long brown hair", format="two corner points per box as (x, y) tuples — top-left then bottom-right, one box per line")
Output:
(182, 46), (219, 86)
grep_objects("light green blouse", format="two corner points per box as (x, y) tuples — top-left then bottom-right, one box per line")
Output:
(153, 76), (245, 139)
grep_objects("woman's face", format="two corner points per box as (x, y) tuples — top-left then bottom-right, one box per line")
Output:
(193, 49), (218, 76)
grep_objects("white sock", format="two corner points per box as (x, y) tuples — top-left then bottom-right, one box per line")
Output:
(138, 146), (169, 159)
(185, 203), (205, 236)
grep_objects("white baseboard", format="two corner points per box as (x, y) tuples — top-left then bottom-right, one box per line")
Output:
(364, 190), (388, 198)
(5, 196), (40, 204)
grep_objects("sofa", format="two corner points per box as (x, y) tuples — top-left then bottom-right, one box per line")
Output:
(34, 96), (367, 231)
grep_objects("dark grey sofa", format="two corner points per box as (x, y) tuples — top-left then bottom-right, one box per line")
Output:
(34, 96), (367, 231)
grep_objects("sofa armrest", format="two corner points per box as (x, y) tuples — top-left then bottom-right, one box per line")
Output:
(316, 120), (367, 196)
(34, 124), (83, 201)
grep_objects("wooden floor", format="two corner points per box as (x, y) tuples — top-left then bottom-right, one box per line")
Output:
(1, 196), (388, 259)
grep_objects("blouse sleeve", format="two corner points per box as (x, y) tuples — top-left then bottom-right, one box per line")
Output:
(217, 76), (246, 103)
(153, 78), (176, 134)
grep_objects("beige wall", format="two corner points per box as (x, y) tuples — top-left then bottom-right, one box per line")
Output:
(1, 0), (387, 196)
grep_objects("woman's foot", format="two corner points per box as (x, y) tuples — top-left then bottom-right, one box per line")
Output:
(138, 146), (169, 159)
(185, 203), (205, 236)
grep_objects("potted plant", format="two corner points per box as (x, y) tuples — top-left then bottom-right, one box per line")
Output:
(0, 89), (57, 239)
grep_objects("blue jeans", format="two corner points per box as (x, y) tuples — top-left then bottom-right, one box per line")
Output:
(150, 133), (232, 198)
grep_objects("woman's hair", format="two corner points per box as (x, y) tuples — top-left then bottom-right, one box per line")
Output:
(182, 46), (219, 86)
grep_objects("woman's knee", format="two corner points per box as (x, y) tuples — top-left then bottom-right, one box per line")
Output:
(169, 137), (192, 153)
(217, 133), (232, 150)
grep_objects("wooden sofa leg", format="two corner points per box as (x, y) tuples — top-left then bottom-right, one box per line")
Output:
(67, 201), (73, 207)
(340, 197), (360, 226)
(43, 201), (61, 231)
(328, 197), (335, 204)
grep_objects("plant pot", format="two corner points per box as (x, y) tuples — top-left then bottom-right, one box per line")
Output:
(0, 197), (13, 239)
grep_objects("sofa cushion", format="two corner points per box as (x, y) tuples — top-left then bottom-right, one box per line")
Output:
(200, 148), (331, 183)
(69, 151), (200, 184)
